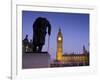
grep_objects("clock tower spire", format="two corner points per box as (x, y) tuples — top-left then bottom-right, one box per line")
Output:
(56, 28), (63, 61)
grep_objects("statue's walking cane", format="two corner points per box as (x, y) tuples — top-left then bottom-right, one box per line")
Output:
(48, 35), (50, 52)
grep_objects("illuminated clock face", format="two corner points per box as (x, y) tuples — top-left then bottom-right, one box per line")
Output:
(58, 37), (62, 41)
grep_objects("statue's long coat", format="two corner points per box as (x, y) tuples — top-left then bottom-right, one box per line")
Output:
(33, 17), (51, 45)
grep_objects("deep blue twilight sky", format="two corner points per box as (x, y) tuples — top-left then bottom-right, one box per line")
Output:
(22, 11), (89, 60)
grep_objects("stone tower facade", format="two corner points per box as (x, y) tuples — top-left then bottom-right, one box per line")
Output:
(56, 28), (63, 61)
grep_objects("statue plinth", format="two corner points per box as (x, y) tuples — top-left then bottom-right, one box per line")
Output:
(22, 52), (50, 69)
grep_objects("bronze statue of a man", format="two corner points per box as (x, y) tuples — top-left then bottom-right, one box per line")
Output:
(32, 17), (51, 52)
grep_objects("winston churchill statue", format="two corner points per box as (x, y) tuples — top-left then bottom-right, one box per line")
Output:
(32, 17), (51, 52)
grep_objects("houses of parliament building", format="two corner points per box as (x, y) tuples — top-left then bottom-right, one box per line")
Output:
(54, 28), (89, 67)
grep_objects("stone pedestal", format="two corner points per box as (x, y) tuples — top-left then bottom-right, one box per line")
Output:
(22, 52), (50, 69)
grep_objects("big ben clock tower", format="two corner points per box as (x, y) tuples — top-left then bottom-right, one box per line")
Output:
(56, 28), (63, 61)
